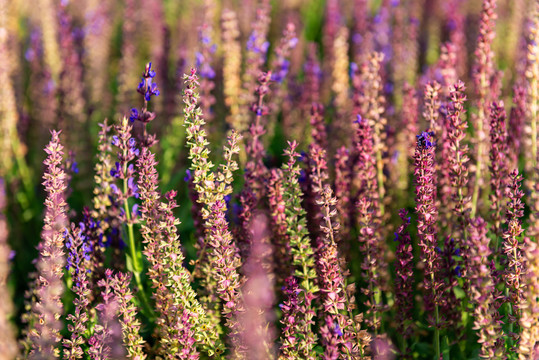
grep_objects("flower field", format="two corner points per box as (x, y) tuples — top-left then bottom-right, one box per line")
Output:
(0, 0), (538, 359)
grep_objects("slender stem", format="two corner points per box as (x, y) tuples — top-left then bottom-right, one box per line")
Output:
(122, 162), (153, 318)
(505, 286), (513, 349)
(432, 270), (440, 359)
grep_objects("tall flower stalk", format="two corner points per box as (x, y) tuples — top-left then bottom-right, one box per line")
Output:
(309, 143), (366, 358)
(267, 169), (292, 285)
(109, 272), (146, 360)
(29, 130), (68, 359)
(355, 116), (385, 335)
(519, 238), (539, 359)
(356, 53), (388, 216)
(63, 225), (91, 360)
(446, 81), (469, 280)
(394, 209), (414, 355)
(467, 217), (505, 359)
(279, 141), (318, 359)
(414, 131), (442, 358)
(503, 170), (526, 344)
(238, 71), (271, 253)
(471, 0), (498, 218)
(183, 69), (243, 353)
(489, 101), (508, 248)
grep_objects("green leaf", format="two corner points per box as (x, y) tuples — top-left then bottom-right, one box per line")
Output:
(453, 286), (466, 299)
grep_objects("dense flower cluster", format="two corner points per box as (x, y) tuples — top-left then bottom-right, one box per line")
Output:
(3, 1), (539, 359)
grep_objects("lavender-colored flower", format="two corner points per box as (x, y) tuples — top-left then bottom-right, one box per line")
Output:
(109, 272), (146, 359)
(354, 52), (388, 215)
(89, 269), (125, 360)
(443, 81), (470, 296)
(519, 238), (539, 359)
(279, 141), (318, 359)
(440, 236), (462, 328)
(63, 224), (91, 360)
(309, 143), (364, 357)
(29, 130), (68, 359)
(267, 169), (292, 285)
(182, 69), (215, 203)
(394, 209), (414, 345)
(414, 130), (442, 356)
(238, 71), (272, 254)
(279, 276), (301, 358)
(355, 116), (386, 334)
(489, 101), (508, 247)
(80, 207), (105, 285)
(503, 170), (526, 330)
(137, 145), (221, 357)
(471, 0), (498, 218)
(467, 217), (505, 359)
(207, 199), (244, 350)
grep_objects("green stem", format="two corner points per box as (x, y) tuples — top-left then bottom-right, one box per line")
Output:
(431, 271), (440, 359)
(504, 286), (513, 349)
(434, 306), (440, 359)
(123, 168), (153, 318)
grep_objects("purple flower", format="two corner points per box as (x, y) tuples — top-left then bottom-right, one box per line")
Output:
(334, 323), (343, 337)
(127, 177), (139, 198)
(30, 131), (68, 358)
(110, 162), (121, 178)
(247, 32), (270, 55)
(414, 128), (442, 333)
(394, 209), (414, 341)
(416, 131), (435, 149)
(137, 62), (160, 102)
(129, 108), (139, 122)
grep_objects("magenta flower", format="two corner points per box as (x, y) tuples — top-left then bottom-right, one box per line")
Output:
(29, 130), (68, 359)
(414, 130), (442, 356)
(394, 209), (414, 344)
